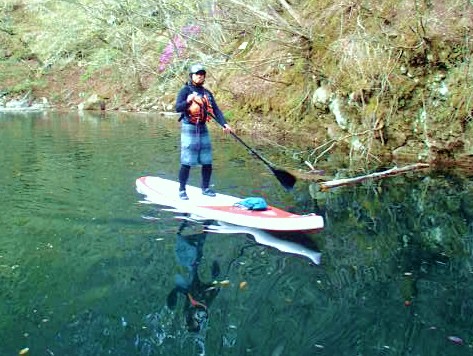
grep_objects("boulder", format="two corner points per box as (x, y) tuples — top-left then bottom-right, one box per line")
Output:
(78, 94), (105, 111)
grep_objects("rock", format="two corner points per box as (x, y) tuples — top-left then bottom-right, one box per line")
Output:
(238, 41), (248, 50)
(392, 141), (428, 161)
(312, 86), (332, 108)
(0, 95), (49, 112)
(328, 97), (348, 130)
(438, 82), (448, 96)
(326, 123), (341, 140)
(78, 94), (105, 111)
(6, 98), (29, 108)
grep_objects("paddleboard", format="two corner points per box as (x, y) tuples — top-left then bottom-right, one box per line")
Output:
(136, 176), (324, 231)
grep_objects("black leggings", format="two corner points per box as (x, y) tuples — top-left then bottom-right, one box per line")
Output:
(179, 164), (212, 191)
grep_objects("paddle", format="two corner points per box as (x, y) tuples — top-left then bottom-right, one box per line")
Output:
(206, 112), (297, 190)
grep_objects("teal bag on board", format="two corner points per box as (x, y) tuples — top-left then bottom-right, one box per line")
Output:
(234, 197), (268, 211)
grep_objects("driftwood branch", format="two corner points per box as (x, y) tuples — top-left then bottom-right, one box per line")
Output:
(319, 163), (430, 191)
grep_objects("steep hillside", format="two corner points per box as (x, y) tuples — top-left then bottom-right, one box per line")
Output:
(1, 0), (473, 173)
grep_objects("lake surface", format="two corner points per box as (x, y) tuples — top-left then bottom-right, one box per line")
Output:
(1, 111), (472, 355)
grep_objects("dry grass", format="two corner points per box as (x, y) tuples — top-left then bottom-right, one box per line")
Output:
(2, 0), (473, 169)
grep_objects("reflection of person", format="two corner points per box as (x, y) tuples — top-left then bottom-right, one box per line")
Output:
(166, 225), (221, 353)
(175, 63), (232, 200)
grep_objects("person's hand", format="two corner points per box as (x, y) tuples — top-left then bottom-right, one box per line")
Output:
(222, 124), (232, 134)
(187, 93), (197, 104)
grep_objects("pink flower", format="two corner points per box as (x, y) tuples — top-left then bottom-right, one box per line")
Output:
(158, 25), (201, 72)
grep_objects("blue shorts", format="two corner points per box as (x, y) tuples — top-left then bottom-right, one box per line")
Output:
(180, 122), (212, 166)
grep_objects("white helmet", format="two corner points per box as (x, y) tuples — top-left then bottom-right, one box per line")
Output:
(189, 64), (206, 75)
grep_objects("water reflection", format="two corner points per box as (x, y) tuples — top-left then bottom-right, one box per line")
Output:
(135, 212), (323, 355)
(3, 112), (473, 355)
(205, 222), (321, 265)
(166, 221), (221, 355)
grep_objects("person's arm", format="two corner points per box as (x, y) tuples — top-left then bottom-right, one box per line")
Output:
(175, 86), (191, 113)
(207, 91), (232, 132)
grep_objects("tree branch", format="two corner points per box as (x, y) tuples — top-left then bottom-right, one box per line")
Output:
(319, 163), (430, 191)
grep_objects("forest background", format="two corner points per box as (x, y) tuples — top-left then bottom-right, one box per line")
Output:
(1, 0), (473, 173)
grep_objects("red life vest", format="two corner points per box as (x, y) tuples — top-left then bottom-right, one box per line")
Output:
(187, 94), (214, 124)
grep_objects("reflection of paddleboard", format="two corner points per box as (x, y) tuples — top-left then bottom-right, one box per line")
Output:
(205, 222), (322, 265)
(136, 176), (324, 232)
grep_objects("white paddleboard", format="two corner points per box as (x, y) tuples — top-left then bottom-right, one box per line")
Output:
(136, 176), (324, 231)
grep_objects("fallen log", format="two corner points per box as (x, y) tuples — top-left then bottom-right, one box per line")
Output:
(319, 163), (430, 191)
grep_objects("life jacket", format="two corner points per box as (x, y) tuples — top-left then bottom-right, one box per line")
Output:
(187, 94), (214, 124)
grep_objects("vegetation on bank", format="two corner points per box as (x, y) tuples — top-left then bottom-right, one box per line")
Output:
(1, 0), (473, 172)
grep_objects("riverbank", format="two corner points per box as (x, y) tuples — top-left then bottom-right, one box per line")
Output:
(2, 71), (473, 179)
(1, 1), (472, 176)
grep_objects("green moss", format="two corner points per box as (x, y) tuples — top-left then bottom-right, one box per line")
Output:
(0, 59), (45, 94)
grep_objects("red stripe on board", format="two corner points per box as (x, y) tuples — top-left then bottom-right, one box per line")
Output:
(196, 205), (299, 218)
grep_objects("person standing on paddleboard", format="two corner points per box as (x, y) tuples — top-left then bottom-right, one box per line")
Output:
(175, 63), (232, 200)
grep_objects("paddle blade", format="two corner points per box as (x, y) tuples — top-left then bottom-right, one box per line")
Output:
(272, 168), (297, 190)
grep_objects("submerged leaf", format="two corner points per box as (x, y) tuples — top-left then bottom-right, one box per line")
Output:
(447, 336), (463, 345)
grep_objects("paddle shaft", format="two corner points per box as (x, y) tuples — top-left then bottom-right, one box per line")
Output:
(204, 110), (296, 190)
(225, 129), (296, 190)
(228, 131), (275, 169)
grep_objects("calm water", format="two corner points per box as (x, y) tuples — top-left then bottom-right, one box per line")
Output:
(1, 111), (472, 355)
